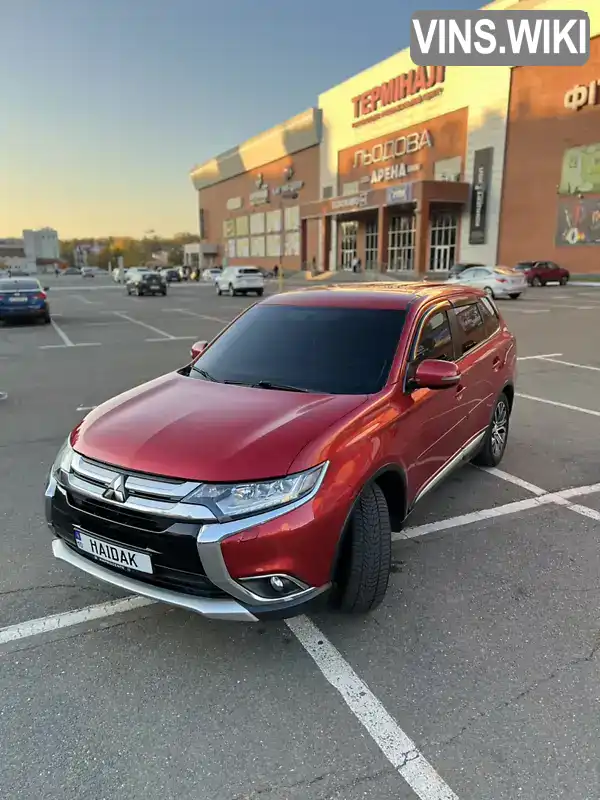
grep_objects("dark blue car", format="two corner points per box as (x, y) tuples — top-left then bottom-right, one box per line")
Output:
(0, 277), (51, 325)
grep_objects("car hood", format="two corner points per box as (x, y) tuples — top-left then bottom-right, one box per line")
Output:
(72, 372), (368, 482)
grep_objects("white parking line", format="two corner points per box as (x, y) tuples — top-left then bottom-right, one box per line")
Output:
(0, 596), (153, 646)
(50, 319), (74, 346)
(397, 495), (557, 540)
(76, 405), (97, 411)
(516, 392), (600, 417)
(481, 467), (546, 495)
(539, 357), (600, 373)
(175, 308), (231, 324)
(113, 311), (175, 339)
(74, 294), (98, 305)
(287, 616), (459, 800)
(517, 353), (562, 361)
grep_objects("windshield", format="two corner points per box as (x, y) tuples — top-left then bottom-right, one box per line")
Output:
(0, 280), (40, 291)
(191, 304), (407, 394)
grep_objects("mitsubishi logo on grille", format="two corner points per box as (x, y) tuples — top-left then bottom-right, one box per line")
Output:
(103, 474), (127, 503)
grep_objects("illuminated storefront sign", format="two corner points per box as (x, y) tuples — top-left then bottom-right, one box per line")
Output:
(564, 79), (600, 111)
(371, 162), (421, 185)
(353, 130), (433, 168)
(330, 192), (370, 213)
(351, 66), (446, 128)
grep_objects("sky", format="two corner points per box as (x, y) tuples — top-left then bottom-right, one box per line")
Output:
(1, 0), (483, 240)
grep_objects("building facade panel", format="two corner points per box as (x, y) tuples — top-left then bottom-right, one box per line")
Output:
(498, 34), (600, 272)
(197, 145), (320, 271)
(318, 54), (513, 271)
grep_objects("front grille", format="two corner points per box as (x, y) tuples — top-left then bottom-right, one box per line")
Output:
(67, 490), (169, 532)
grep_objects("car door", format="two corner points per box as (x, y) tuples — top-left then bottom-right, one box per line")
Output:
(448, 296), (505, 444)
(398, 303), (468, 503)
(546, 261), (562, 282)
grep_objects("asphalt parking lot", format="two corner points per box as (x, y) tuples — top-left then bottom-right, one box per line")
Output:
(2, 275), (600, 800)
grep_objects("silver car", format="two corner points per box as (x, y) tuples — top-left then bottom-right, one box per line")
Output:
(446, 265), (527, 299)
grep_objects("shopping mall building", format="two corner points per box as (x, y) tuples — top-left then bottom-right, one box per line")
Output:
(190, 0), (600, 275)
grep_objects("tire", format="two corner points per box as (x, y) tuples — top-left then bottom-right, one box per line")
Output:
(471, 392), (510, 468)
(532, 276), (542, 286)
(43, 312), (51, 324)
(560, 276), (568, 285)
(257, 289), (264, 297)
(137, 287), (142, 296)
(161, 290), (167, 296)
(216, 285), (222, 296)
(228, 284), (235, 297)
(333, 483), (392, 614)
(508, 293), (521, 299)
(484, 286), (495, 298)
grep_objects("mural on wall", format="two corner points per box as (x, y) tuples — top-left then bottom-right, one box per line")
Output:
(558, 143), (600, 195)
(555, 196), (600, 246)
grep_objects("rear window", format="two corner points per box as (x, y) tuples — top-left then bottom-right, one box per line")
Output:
(0, 280), (39, 291)
(191, 304), (407, 395)
(237, 268), (260, 275)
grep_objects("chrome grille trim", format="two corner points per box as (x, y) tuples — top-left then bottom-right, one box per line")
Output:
(66, 452), (216, 521)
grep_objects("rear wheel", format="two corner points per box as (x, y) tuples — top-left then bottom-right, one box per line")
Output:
(532, 276), (542, 287)
(257, 289), (264, 297)
(471, 392), (510, 467)
(560, 276), (568, 285)
(332, 483), (392, 614)
(228, 283), (235, 296)
(216, 285), (222, 296)
(508, 293), (521, 299)
(43, 312), (51, 324)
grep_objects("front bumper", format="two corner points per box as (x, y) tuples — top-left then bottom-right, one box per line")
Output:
(45, 459), (337, 622)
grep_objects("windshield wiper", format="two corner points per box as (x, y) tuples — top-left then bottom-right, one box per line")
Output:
(253, 381), (310, 393)
(193, 368), (218, 382)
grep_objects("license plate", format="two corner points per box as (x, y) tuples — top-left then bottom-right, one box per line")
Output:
(9, 296), (28, 303)
(74, 529), (153, 574)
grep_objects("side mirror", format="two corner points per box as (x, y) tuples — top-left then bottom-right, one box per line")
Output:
(190, 340), (208, 360)
(413, 359), (461, 390)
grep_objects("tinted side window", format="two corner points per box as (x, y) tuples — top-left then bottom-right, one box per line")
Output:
(413, 310), (454, 362)
(478, 298), (500, 338)
(454, 303), (487, 355)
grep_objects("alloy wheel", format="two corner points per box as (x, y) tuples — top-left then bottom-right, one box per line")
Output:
(491, 400), (508, 458)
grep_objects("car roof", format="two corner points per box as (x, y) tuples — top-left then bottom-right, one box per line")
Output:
(0, 276), (40, 285)
(262, 281), (482, 311)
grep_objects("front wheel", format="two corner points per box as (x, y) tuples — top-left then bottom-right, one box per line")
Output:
(471, 392), (510, 467)
(508, 293), (521, 299)
(560, 276), (569, 285)
(532, 276), (542, 287)
(216, 285), (222, 296)
(256, 289), (264, 297)
(332, 483), (392, 614)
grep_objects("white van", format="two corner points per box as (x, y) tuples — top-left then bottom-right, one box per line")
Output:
(215, 266), (265, 297)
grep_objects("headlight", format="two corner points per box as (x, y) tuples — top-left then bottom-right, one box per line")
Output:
(182, 463), (327, 519)
(52, 437), (74, 477)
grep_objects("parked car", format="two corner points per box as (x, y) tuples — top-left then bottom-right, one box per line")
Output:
(112, 268), (129, 283)
(81, 267), (96, 278)
(62, 267), (82, 276)
(202, 267), (222, 283)
(447, 262), (484, 278)
(46, 281), (516, 622)
(216, 266), (265, 296)
(446, 265), (527, 299)
(514, 261), (570, 286)
(125, 269), (167, 296)
(0, 277), (51, 324)
(160, 268), (181, 282)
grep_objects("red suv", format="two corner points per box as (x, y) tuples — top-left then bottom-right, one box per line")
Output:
(514, 261), (570, 286)
(45, 283), (516, 621)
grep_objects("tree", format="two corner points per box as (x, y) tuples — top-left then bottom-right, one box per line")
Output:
(169, 245), (184, 266)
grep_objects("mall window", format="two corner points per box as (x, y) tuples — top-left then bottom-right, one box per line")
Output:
(340, 221), (358, 270)
(365, 219), (378, 270)
(429, 210), (458, 272)
(388, 214), (416, 271)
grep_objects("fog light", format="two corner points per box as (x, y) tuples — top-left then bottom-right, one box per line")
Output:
(239, 573), (310, 600)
